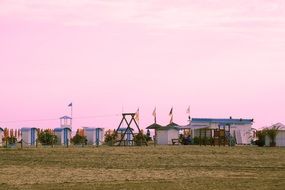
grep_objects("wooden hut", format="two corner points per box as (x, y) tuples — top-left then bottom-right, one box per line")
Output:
(21, 127), (37, 147)
(84, 127), (104, 146)
(54, 127), (71, 146)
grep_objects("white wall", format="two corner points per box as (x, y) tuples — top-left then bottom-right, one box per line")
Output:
(157, 129), (179, 145)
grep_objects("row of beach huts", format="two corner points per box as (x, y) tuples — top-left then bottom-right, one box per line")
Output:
(1, 114), (285, 147)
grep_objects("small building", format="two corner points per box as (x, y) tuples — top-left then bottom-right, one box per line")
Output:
(185, 118), (254, 145)
(265, 123), (285, 147)
(0, 127), (4, 147)
(60, 116), (72, 130)
(54, 127), (71, 145)
(146, 123), (180, 145)
(21, 127), (38, 147)
(117, 127), (134, 145)
(84, 127), (104, 146)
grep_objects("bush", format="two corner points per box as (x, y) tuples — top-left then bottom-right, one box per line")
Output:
(104, 130), (118, 146)
(255, 130), (266, 147)
(38, 130), (58, 145)
(71, 133), (87, 145)
(264, 126), (280, 147)
(6, 136), (17, 145)
(133, 132), (148, 146)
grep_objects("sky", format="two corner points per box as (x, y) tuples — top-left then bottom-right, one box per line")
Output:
(0, 0), (285, 131)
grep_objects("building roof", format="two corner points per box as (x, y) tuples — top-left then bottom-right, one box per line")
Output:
(158, 122), (180, 131)
(60, 116), (72, 120)
(54, 127), (71, 132)
(146, 123), (163, 129)
(191, 118), (253, 125)
(21, 127), (37, 132)
(117, 127), (134, 132)
(84, 127), (104, 131)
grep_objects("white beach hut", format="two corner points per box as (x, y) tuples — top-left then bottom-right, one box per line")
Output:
(156, 123), (180, 145)
(21, 127), (38, 147)
(84, 127), (104, 146)
(0, 127), (4, 147)
(54, 127), (71, 145)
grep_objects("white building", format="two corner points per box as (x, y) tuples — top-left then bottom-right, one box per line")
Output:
(155, 123), (180, 145)
(84, 127), (104, 146)
(183, 118), (254, 145)
(265, 123), (285, 147)
(54, 128), (71, 145)
(0, 127), (4, 147)
(21, 127), (37, 147)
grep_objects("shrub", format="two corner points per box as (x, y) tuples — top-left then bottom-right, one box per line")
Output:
(255, 130), (266, 147)
(104, 130), (117, 145)
(264, 126), (280, 147)
(133, 132), (148, 146)
(71, 133), (87, 145)
(38, 130), (58, 145)
(6, 136), (17, 145)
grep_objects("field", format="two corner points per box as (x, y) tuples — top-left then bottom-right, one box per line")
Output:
(0, 145), (284, 190)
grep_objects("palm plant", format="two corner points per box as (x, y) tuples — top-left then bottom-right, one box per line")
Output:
(264, 125), (280, 147)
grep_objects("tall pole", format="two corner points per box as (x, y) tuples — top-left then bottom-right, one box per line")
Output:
(71, 104), (73, 129)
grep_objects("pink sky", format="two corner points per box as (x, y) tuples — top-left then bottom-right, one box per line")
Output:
(0, 0), (285, 131)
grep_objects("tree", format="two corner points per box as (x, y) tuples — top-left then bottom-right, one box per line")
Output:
(264, 125), (280, 147)
(255, 130), (266, 147)
(104, 130), (117, 146)
(71, 133), (87, 145)
(38, 130), (57, 145)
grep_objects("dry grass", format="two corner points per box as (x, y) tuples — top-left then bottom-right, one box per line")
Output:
(0, 145), (284, 190)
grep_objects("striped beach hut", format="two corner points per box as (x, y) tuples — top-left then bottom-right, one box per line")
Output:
(0, 127), (4, 146)
(84, 128), (104, 146)
(21, 127), (38, 147)
(54, 127), (71, 145)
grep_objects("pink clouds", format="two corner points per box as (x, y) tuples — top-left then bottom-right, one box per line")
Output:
(0, 0), (285, 130)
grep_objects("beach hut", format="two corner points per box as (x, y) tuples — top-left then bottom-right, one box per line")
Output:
(156, 123), (180, 145)
(117, 127), (134, 145)
(0, 127), (4, 147)
(265, 123), (285, 147)
(21, 127), (38, 147)
(54, 127), (71, 145)
(84, 127), (104, 146)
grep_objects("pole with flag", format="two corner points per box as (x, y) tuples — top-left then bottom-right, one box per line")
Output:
(134, 108), (140, 126)
(169, 107), (173, 124)
(186, 105), (191, 120)
(68, 102), (73, 127)
(152, 107), (157, 124)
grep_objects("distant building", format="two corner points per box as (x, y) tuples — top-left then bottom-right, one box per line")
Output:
(84, 127), (104, 146)
(117, 128), (134, 145)
(0, 127), (4, 147)
(60, 116), (72, 130)
(146, 123), (180, 145)
(182, 118), (254, 145)
(21, 127), (38, 147)
(54, 128), (71, 145)
(265, 123), (285, 147)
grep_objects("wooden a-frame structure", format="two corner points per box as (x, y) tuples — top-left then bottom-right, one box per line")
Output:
(116, 113), (147, 146)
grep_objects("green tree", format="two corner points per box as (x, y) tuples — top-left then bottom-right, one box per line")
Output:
(264, 125), (280, 147)
(71, 133), (87, 145)
(38, 130), (57, 145)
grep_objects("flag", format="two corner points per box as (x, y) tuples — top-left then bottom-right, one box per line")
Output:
(169, 107), (173, 123)
(152, 107), (157, 123)
(68, 103), (72, 107)
(134, 108), (139, 122)
(186, 106), (190, 114)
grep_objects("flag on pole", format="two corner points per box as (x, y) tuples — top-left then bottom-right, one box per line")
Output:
(134, 108), (139, 122)
(68, 103), (72, 107)
(152, 107), (157, 123)
(186, 106), (190, 115)
(169, 107), (173, 123)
